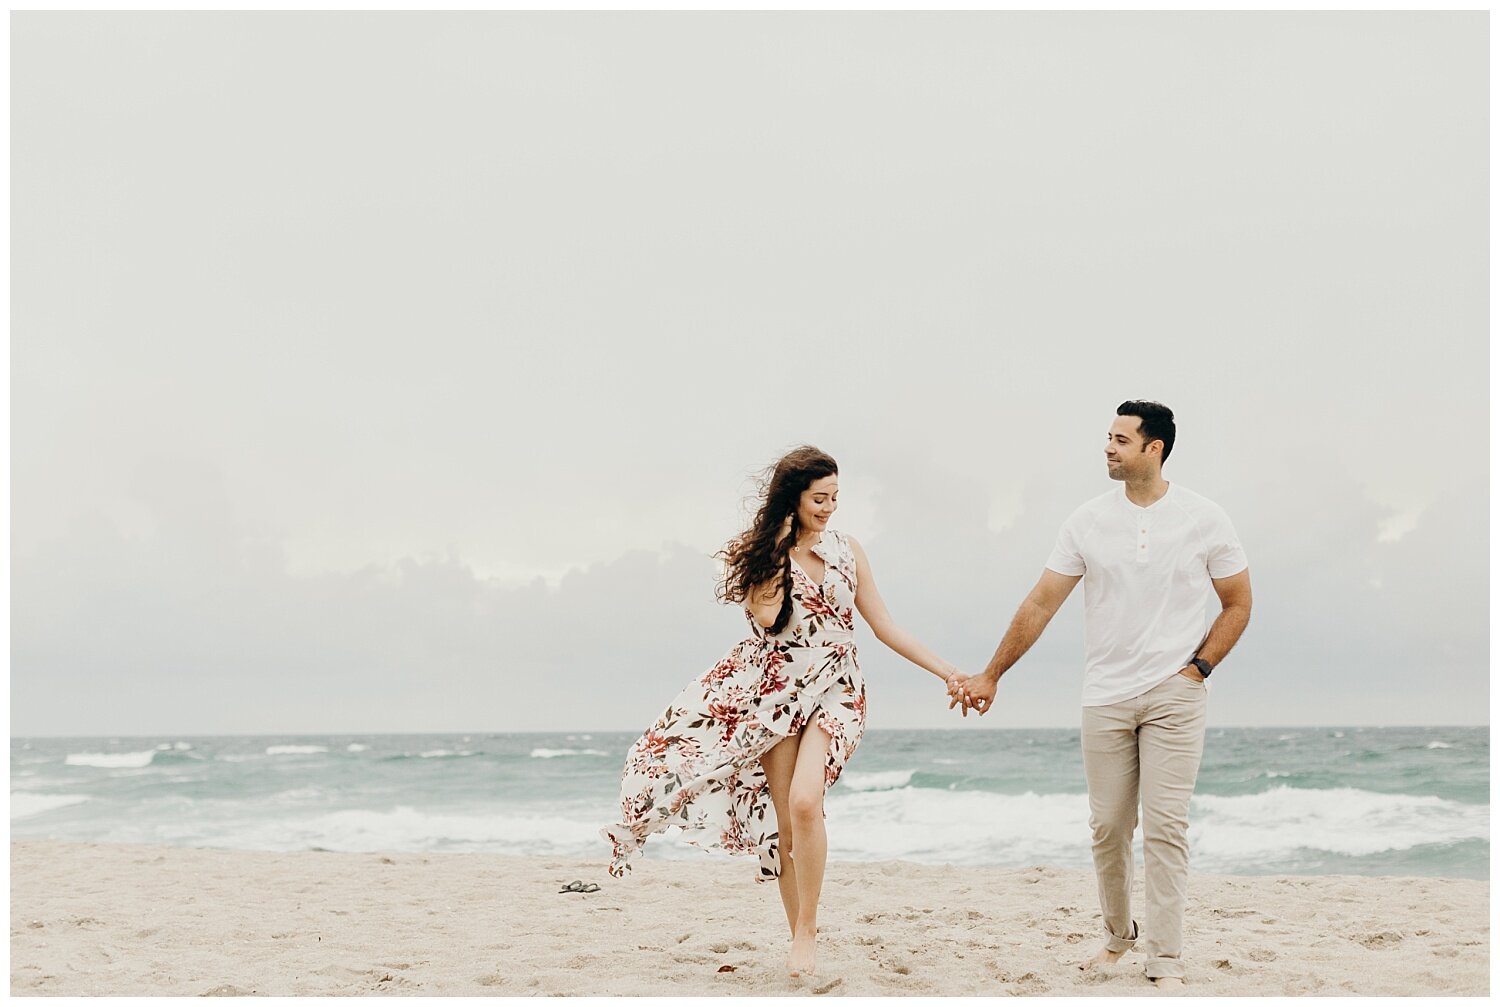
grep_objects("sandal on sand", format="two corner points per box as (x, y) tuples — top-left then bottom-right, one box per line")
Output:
(579, 883), (601, 893)
(558, 880), (585, 893)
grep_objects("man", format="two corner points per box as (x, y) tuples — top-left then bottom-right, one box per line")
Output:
(951, 400), (1251, 989)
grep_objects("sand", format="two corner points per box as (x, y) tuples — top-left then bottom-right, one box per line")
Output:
(10, 840), (1488, 996)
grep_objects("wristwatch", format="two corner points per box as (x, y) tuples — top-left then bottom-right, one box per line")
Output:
(1189, 657), (1214, 679)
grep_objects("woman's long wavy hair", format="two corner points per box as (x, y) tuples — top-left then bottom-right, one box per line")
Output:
(716, 446), (839, 635)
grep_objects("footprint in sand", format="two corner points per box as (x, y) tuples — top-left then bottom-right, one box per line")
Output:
(813, 977), (843, 994)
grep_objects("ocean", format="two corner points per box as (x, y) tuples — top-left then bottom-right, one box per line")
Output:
(10, 726), (1488, 880)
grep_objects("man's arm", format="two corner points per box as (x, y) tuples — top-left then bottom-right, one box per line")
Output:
(953, 568), (1082, 715)
(1179, 569), (1252, 680)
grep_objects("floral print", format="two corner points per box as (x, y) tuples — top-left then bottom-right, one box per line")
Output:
(601, 529), (866, 882)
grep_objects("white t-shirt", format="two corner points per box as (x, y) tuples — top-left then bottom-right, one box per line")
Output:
(1045, 483), (1248, 707)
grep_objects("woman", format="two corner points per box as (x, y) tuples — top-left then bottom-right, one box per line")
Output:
(601, 446), (963, 977)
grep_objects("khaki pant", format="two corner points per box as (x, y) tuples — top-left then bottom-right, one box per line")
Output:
(1081, 672), (1207, 980)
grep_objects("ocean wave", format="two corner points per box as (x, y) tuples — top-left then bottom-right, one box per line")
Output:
(824, 789), (1091, 866)
(1426, 741), (1453, 749)
(529, 748), (608, 759)
(15, 783), (1488, 875)
(1191, 786), (1489, 863)
(12, 792), (91, 819)
(841, 770), (916, 792)
(65, 751), (157, 769)
(154, 742), (194, 751)
(265, 745), (329, 756)
(418, 750), (476, 759)
(347, 744), (370, 752)
(819, 785), (1490, 870)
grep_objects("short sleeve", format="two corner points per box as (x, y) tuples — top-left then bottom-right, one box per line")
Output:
(1206, 508), (1248, 578)
(1045, 513), (1087, 576)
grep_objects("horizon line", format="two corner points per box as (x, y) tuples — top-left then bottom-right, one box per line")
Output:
(10, 723), (1490, 741)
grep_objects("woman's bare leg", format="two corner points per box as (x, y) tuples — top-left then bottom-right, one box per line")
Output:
(786, 723), (834, 977)
(758, 734), (801, 935)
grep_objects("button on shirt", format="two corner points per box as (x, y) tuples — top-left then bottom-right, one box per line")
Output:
(1045, 483), (1248, 707)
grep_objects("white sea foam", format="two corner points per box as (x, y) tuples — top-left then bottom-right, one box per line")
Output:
(265, 745), (328, 756)
(1427, 741), (1453, 749)
(346, 744), (370, 752)
(821, 785), (1491, 871)
(825, 789), (1092, 867)
(932, 758), (961, 766)
(1191, 786), (1489, 866)
(17, 781), (1486, 874)
(12, 792), (91, 819)
(272, 787), (324, 802)
(1264, 770), (1291, 779)
(65, 751), (156, 769)
(418, 750), (475, 759)
(529, 748), (608, 759)
(841, 769), (916, 792)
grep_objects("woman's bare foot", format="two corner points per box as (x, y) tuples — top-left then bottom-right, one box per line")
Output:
(1077, 945), (1126, 971)
(788, 927), (817, 977)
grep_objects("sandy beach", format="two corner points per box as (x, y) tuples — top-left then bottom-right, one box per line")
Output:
(10, 840), (1487, 996)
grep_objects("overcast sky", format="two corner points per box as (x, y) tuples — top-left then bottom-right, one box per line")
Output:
(12, 13), (1488, 736)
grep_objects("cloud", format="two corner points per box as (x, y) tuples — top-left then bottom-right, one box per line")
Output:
(12, 449), (1487, 736)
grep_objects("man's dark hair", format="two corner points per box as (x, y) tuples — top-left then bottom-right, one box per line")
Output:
(1117, 400), (1176, 464)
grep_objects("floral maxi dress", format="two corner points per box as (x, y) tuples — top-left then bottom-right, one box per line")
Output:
(601, 528), (866, 882)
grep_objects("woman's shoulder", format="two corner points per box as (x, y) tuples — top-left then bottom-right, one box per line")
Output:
(829, 528), (862, 561)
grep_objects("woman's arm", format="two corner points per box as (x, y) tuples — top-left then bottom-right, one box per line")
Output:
(745, 577), (784, 629)
(742, 516), (794, 628)
(848, 534), (960, 684)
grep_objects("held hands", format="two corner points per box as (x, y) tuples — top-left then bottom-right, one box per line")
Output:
(944, 671), (997, 717)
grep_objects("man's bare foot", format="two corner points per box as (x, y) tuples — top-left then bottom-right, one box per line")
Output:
(788, 928), (817, 977)
(1077, 946), (1127, 971)
(1150, 976), (1186, 992)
